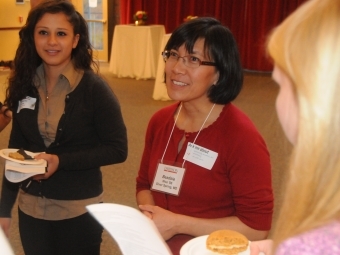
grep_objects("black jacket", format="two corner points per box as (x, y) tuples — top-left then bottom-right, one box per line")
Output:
(0, 70), (128, 217)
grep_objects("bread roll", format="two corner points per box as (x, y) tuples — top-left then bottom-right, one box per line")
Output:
(206, 230), (249, 254)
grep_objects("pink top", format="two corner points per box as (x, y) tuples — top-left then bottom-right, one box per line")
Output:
(276, 221), (340, 255)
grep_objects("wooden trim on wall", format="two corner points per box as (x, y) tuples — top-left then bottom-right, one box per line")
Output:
(107, 0), (117, 61)
(0, 27), (22, 31)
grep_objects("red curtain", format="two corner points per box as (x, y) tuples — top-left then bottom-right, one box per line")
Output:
(119, 0), (307, 72)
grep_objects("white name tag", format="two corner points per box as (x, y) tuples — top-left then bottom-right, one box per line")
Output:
(151, 163), (185, 196)
(183, 142), (218, 170)
(17, 96), (37, 113)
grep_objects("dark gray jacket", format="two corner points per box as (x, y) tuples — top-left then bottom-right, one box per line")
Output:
(0, 70), (127, 217)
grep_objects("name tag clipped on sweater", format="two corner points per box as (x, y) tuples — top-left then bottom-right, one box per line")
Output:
(183, 142), (218, 170)
(17, 96), (37, 113)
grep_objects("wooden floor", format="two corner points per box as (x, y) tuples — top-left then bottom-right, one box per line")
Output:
(0, 63), (292, 255)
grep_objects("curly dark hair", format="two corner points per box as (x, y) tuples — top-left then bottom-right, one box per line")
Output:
(164, 17), (243, 104)
(5, 0), (97, 109)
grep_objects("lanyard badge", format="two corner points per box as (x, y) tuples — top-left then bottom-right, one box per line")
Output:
(151, 103), (217, 196)
(151, 162), (186, 196)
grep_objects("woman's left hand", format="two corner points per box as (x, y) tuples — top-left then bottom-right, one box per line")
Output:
(32, 153), (59, 181)
(139, 204), (179, 240)
(250, 239), (273, 255)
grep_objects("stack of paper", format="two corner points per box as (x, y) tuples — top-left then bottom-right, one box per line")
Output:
(0, 148), (47, 183)
(5, 159), (47, 183)
(0, 228), (15, 255)
(86, 203), (172, 255)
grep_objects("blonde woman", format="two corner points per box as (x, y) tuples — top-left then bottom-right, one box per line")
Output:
(251, 0), (340, 254)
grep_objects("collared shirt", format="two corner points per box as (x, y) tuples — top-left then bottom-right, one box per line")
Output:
(18, 61), (103, 220)
(35, 61), (84, 147)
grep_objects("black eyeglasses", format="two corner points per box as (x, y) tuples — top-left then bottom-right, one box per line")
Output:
(162, 50), (216, 68)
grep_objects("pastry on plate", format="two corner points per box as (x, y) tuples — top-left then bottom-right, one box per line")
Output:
(8, 152), (25, 161)
(206, 229), (249, 254)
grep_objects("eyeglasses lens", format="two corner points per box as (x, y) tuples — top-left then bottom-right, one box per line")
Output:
(162, 51), (201, 68)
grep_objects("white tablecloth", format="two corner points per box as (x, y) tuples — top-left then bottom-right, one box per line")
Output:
(152, 33), (172, 101)
(109, 25), (165, 80)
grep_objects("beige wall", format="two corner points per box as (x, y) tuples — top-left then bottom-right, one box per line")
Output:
(0, 0), (31, 60)
(0, 30), (21, 61)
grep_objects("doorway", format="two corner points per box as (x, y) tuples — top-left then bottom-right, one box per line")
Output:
(73, 0), (110, 62)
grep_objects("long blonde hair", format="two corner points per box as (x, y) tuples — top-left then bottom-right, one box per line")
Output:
(267, 0), (340, 248)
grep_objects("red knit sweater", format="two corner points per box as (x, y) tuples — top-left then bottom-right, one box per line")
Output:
(136, 103), (273, 254)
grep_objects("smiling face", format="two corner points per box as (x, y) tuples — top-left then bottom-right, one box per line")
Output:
(273, 64), (299, 145)
(34, 12), (79, 70)
(165, 38), (219, 104)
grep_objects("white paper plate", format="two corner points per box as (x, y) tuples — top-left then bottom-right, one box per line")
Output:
(180, 235), (250, 255)
(0, 149), (44, 165)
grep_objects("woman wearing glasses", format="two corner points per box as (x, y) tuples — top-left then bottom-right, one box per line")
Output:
(136, 17), (273, 254)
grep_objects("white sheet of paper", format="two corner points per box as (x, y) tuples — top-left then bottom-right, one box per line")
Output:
(5, 170), (39, 183)
(5, 159), (47, 183)
(183, 142), (218, 170)
(86, 203), (172, 255)
(17, 96), (36, 113)
(0, 228), (15, 255)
